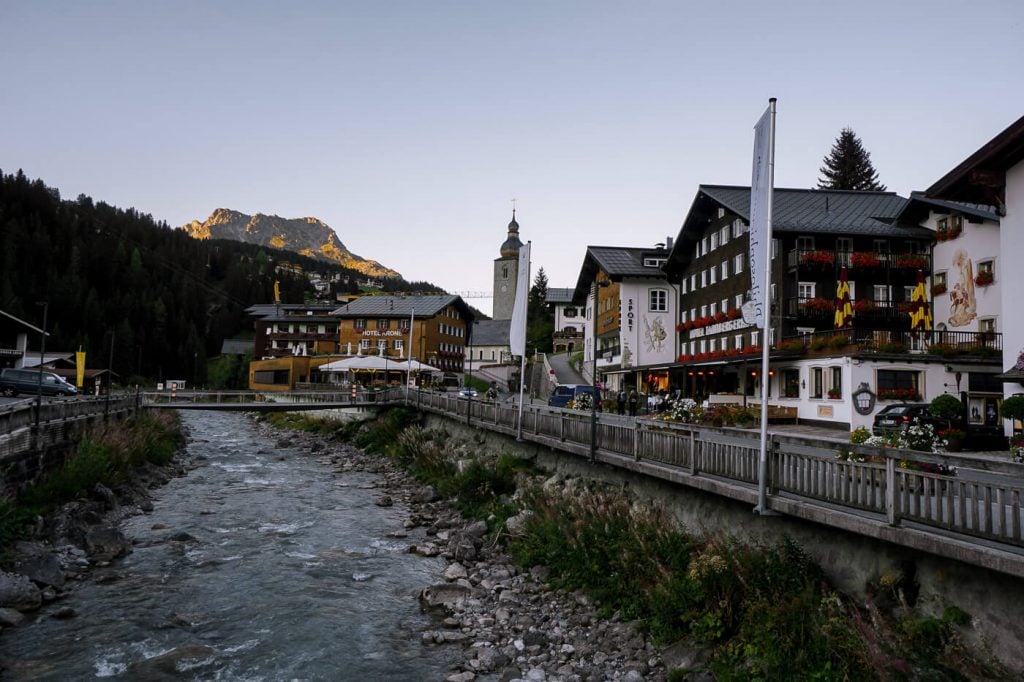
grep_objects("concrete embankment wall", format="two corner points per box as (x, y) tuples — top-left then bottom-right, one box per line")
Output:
(0, 398), (136, 500)
(423, 412), (1024, 674)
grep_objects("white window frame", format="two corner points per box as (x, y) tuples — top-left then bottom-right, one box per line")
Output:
(721, 260), (729, 279)
(649, 288), (668, 312)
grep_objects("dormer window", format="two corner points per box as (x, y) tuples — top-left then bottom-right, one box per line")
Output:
(643, 256), (667, 268)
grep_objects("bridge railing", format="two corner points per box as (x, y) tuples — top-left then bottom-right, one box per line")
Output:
(407, 391), (1024, 563)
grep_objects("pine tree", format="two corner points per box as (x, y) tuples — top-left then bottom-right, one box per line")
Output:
(817, 127), (887, 191)
(526, 268), (554, 354)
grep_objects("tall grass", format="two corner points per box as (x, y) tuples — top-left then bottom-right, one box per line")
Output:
(11, 410), (184, 521)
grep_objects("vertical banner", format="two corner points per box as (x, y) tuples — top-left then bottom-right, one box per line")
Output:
(75, 350), (86, 388)
(273, 280), (281, 304)
(509, 241), (531, 358)
(748, 101), (775, 329)
(751, 98), (777, 516)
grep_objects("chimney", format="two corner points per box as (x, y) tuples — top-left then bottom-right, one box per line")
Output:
(666, 236), (674, 250)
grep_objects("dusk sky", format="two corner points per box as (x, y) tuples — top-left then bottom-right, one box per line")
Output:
(3, 1), (1023, 315)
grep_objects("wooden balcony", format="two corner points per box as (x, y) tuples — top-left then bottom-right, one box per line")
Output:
(776, 328), (1001, 359)
(786, 249), (931, 274)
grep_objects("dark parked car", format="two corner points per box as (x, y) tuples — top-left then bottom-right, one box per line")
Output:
(547, 384), (598, 408)
(871, 403), (938, 436)
(0, 368), (78, 397)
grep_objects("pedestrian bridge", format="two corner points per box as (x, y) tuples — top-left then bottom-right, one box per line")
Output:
(139, 388), (407, 411)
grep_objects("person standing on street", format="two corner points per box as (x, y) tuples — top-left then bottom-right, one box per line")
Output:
(628, 390), (638, 417)
(617, 389), (626, 415)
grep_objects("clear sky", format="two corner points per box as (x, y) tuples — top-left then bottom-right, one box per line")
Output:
(3, 1), (1023, 315)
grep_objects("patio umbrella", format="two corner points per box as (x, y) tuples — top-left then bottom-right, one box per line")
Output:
(908, 269), (932, 331)
(834, 267), (853, 329)
(390, 359), (443, 375)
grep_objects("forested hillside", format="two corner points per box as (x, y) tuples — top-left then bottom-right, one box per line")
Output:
(0, 170), (437, 385)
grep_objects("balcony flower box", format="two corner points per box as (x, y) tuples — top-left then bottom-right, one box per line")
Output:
(827, 388), (842, 399)
(850, 251), (882, 268)
(878, 387), (922, 402)
(801, 297), (835, 312)
(775, 338), (807, 353)
(853, 299), (876, 313)
(727, 307), (742, 320)
(974, 271), (994, 287)
(801, 250), (835, 267)
(894, 255), (928, 270)
(931, 282), (947, 296)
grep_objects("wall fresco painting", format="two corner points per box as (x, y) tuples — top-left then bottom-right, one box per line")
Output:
(948, 248), (977, 327)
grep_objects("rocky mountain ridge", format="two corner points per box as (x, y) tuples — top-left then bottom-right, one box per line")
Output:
(180, 208), (400, 278)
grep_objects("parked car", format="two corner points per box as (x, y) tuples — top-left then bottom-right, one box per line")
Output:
(871, 403), (938, 436)
(547, 384), (598, 408)
(457, 387), (479, 398)
(0, 368), (78, 397)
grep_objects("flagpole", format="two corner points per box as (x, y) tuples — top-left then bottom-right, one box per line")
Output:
(405, 306), (415, 404)
(516, 244), (532, 441)
(755, 98), (777, 514)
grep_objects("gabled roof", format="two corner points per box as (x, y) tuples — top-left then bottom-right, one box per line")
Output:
(221, 339), (253, 355)
(571, 246), (669, 303)
(927, 114), (1024, 204)
(545, 287), (575, 305)
(894, 192), (1000, 226)
(330, 294), (475, 323)
(471, 319), (510, 347)
(665, 185), (926, 275)
(246, 303), (338, 319)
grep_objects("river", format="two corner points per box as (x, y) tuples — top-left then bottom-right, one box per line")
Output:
(0, 410), (457, 680)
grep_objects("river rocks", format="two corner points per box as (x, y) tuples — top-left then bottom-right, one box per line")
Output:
(0, 572), (41, 612)
(90, 483), (119, 512)
(375, 495), (394, 507)
(420, 583), (471, 609)
(0, 607), (25, 627)
(444, 562), (469, 581)
(12, 543), (65, 589)
(84, 525), (131, 562)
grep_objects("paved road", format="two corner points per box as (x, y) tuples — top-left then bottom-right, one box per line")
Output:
(547, 352), (586, 385)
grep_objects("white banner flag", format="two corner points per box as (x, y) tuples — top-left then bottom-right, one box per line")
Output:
(748, 101), (775, 329)
(509, 241), (531, 357)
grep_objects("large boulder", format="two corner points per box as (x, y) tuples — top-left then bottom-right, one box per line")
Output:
(13, 545), (65, 588)
(419, 583), (471, 610)
(0, 572), (42, 612)
(84, 525), (132, 562)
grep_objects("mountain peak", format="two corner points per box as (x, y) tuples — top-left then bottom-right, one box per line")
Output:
(180, 209), (400, 279)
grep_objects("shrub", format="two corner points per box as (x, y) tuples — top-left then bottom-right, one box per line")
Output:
(850, 426), (872, 444)
(929, 394), (963, 424)
(1000, 396), (1024, 422)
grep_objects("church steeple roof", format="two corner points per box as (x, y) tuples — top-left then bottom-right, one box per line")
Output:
(500, 209), (523, 257)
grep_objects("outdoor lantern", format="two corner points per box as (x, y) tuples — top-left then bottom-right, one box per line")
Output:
(852, 382), (876, 415)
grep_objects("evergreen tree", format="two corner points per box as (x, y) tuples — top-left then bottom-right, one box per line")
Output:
(817, 127), (887, 191)
(526, 268), (554, 354)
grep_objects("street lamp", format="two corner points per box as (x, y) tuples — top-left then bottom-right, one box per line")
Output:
(590, 279), (610, 461)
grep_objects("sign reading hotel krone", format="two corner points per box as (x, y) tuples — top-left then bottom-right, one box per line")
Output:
(362, 330), (404, 337)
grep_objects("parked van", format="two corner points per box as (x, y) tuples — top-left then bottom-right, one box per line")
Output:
(547, 384), (598, 408)
(0, 368), (78, 397)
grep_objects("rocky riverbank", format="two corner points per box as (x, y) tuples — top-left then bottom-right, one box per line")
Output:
(260, 419), (680, 682)
(0, 443), (203, 636)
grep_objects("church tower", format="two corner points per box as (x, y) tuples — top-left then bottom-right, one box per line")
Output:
(492, 210), (522, 319)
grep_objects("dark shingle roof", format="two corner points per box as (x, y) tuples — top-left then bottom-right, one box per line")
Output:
(246, 303), (337, 318)
(666, 185), (929, 275)
(220, 339), (253, 355)
(896, 192), (1000, 225)
(571, 246), (669, 302)
(545, 288), (575, 304)
(471, 319), (510, 347)
(698, 185), (915, 234)
(927, 114), (1024, 202)
(330, 295), (474, 322)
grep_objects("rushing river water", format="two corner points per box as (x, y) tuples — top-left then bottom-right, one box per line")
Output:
(0, 410), (457, 680)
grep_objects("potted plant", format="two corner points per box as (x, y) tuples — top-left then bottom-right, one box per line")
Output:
(1001, 395), (1024, 428)
(827, 388), (842, 399)
(939, 427), (967, 452)
(974, 271), (994, 287)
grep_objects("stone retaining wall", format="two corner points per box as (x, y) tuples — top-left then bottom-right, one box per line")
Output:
(423, 412), (1024, 675)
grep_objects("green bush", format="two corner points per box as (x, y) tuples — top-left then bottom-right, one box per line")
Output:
(929, 394), (963, 424)
(1000, 396), (1024, 422)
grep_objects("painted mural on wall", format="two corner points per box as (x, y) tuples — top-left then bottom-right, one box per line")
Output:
(948, 248), (977, 327)
(643, 316), (667, 352)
